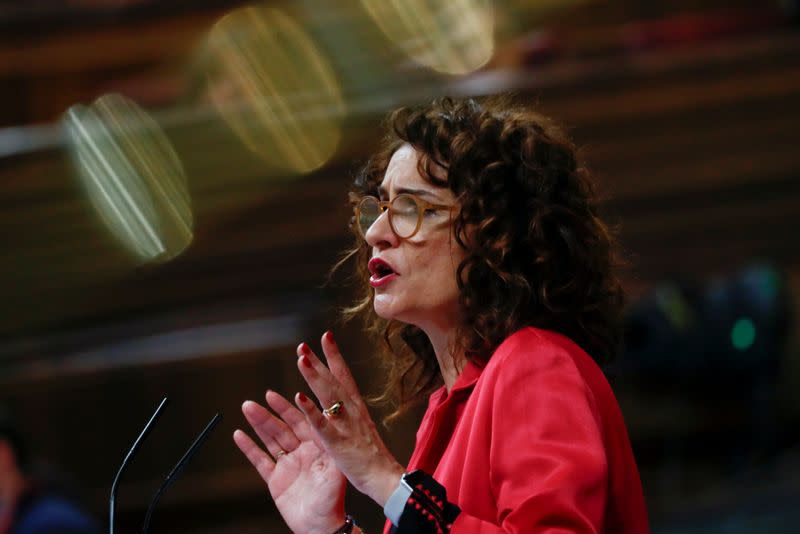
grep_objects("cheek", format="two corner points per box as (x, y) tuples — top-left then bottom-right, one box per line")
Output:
(411, 245), (461, 294)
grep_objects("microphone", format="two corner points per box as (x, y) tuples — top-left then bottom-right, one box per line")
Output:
(110, 397), (169, 534)
(141, 412), (222, 534)
(108, 397), (222, 534)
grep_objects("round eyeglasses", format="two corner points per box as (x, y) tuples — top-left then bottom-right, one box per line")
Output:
(354, 193), (455, 240)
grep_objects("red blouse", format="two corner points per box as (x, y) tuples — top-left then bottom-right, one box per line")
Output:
(384, 327), (649, 533)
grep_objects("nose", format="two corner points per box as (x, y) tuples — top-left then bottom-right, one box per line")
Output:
(364, 208), (398, 250)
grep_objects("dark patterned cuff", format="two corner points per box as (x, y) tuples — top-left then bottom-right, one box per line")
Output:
(388, 470), (460, 533)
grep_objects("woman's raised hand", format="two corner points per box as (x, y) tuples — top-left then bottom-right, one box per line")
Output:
(234, 390), (347, 534)
(294, 331), (405, 507)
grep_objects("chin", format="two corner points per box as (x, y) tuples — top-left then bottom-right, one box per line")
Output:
(373, 295), (417, 324)
(373, 307), (393, 320)
(372, 294), (396, 320)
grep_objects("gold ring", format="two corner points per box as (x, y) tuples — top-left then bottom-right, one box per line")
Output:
(274, 449), (287, 460)
(322, 400), (344, 418)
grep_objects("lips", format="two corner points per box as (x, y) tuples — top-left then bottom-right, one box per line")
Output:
(368, 257), (398, 288)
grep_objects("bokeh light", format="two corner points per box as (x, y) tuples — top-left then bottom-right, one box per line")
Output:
(360, 0), (495, 75)
(63, 93), (192, 263)
(655, 283), (694, 332)
(731, 317), (757, 351)
(204, 5), (345, 174)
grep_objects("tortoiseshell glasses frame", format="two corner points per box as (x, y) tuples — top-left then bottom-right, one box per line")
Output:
(353, 193), (456, 240)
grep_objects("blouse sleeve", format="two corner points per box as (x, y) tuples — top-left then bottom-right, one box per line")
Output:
(388, 471), (461, 533)
(390, 343), (610, 533)
(468, 344), (609, 532)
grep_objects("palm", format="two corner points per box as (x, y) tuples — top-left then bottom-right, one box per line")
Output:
(235, 392), (348, 534)
(269, 440), (345, 533)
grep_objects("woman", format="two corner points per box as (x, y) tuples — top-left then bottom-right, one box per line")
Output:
(233, 96), (649, 533)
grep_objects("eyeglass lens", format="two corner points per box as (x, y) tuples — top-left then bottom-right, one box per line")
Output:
(358, 195), (419, 238)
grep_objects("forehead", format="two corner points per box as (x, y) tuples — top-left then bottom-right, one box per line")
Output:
(380, 144), (425, 191)
(379, 144), (451, 200)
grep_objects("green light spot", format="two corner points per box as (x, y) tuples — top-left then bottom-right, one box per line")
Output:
(731, 318), (756, 351)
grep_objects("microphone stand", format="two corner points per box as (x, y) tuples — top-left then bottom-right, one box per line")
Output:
(141, 412), (222, 534)
(110, 397), (168, 534)
(108, 397), (221, 534)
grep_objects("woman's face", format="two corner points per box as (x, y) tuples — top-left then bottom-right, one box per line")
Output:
(365, 144), (466, 332)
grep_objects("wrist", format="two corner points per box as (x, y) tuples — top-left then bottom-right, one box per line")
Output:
(305, 514), (346, 534)
(328, 514), (357, 534)
(368, 461), (405, 507)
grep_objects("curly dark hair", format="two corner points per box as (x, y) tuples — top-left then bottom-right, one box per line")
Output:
(338, 95), (625, 423)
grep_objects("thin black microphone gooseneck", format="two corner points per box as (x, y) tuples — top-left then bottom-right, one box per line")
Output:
(108, 397), (221, 534)
(110, 397), (169, 534)
(140, 412), (222, 534)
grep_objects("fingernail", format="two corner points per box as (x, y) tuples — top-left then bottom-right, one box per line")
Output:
(299, 354), (312, 368)
(298, 342), (309, 355)
(324, 330), (335, 344)
(297, 392), (308, 403)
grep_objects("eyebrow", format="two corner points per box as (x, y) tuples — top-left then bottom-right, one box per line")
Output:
(378, 186), (444, 201)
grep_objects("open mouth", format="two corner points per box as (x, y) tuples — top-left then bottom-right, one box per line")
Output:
(374, 263), (393, 277)
(368, 258), (397, 286)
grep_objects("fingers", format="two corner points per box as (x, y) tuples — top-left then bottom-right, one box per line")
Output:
(239, 332), (364, 461)
(266, 390), (306, 430)
(295, 332), (374, 448)
(265, 390), (320, 445)
(233, 429), (274, 481)
(321, 331), (362, 399)
(296, 331), (364, 410)
(295, 391), (332, 437)
(242, 400), (300, 458)
(297, 342), (347, 410)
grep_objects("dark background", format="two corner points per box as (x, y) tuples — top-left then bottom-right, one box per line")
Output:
(1, 0), (799, 532)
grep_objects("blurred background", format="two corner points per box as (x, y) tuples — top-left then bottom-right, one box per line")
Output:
(0, 0), (799, 532)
